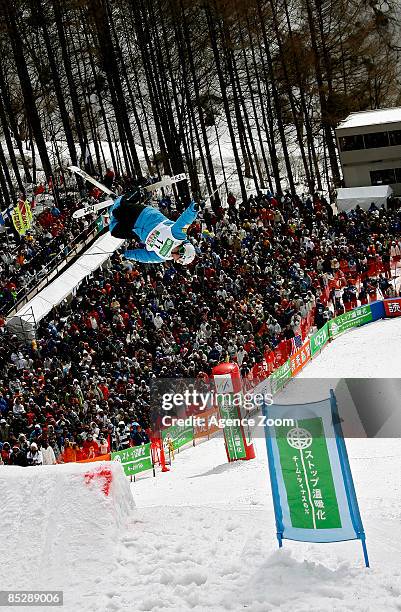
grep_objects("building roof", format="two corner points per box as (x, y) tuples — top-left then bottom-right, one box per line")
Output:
(337, 107), (401, 131)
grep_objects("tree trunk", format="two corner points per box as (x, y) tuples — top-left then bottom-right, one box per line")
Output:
(205, 7), (247, 202)
(0, 61), (32, 183)
(87, 0), (142, 176)
(32, 0), (78, 168)
(4, 2), (52, 179)
(257, 0), (295, 194)
(303, 0), (340, 186)
(52, 0), (88, 163)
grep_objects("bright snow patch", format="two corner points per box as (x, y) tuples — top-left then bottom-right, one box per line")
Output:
(0, 461), (134, 608)
(2, 318), (401, 610)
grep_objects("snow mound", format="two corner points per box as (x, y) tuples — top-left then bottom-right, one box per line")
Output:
(0, 461), (134, 599)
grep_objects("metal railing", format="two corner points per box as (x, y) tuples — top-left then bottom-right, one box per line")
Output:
(4, 217), (103, 319)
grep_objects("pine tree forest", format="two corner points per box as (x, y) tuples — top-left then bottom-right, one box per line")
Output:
(0, 0), (399, 206)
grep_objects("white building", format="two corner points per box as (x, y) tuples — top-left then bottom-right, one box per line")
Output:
(336, 107), (401, 196)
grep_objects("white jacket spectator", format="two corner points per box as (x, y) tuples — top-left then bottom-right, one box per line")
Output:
(13, 400), (25, 416)
(299, 302), (309, 318)
(236, 347), (246, 366)
(291, 313), (302, 332)
(27, 444), (43, 466)
(41, 444), (56, 465)
(268, 320), (281, 336)
(99, 438), (109, 455)
(154, 313), (164, 329)
(216, 287), (228, 300)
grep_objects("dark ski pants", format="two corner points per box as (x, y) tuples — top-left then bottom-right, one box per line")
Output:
(110, 200), (146, 240)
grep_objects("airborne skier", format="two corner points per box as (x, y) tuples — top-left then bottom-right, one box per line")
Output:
(109, 180), (198, 265)
(69, 167), (198, 266)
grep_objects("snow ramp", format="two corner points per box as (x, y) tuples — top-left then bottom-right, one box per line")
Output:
(0, 461), (134, 608)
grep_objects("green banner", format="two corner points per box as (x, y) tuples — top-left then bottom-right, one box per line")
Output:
(217, 394), (247, 460)
(328, 305), (372, 340)
(162, 423), (193, 450)
(111, 443), (153, 476)
(95, 216), (104, 233)
(275, 418), (341, 530)
(270, 359), (292, 395)
(310, 322), (330, 357)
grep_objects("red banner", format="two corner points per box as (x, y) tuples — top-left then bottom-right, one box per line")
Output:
(77, 453), (111, 463)
(384, 298), (401, 317)
(275, 340), (289, 368)
(290, 339), (311, 376)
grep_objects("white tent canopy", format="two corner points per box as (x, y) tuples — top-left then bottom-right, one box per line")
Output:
(6, 232), (123, 339)
(336, 185), (393, 213)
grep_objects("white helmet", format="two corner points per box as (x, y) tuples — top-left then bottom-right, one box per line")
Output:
(177, 242), (196, 265)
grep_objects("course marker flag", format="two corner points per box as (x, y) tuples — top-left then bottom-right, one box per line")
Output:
(262, 391), (369, 566)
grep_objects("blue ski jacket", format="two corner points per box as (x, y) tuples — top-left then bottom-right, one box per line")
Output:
(109, 198), (198, 263)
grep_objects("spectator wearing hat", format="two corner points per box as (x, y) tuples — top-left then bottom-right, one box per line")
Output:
(26, 442), (43, 466)
(0, 419), (10, 442)
(10, 444), (28, 467)
(1, 441), (11, 465)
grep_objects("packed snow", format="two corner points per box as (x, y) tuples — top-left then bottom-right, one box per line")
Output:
(2, 317), (401, 611)
(0, 462), (134, 609)
(300, 316), (401, 378)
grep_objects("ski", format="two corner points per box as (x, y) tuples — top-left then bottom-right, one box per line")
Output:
(68, 166), (187, 196)
(69, 166), (188, 219)
(68, 166), (116, 197)
(72, 199), (114, 219)
(147, 173), (187, 192)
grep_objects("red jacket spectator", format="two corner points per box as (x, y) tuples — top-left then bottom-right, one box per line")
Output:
(83, 436), (99, 458)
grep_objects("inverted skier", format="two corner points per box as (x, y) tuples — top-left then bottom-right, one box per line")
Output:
(109, 179), (198, 265)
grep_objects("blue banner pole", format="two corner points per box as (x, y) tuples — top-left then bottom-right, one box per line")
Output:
(262, 401), (284, 549)
(330, 389), (369, 568)
(361, 537), (370, 568)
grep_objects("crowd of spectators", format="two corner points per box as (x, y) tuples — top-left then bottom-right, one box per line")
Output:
(1, 179), (401, 467)
(0, 193), (100, 318)
(0, 168), (175, 319)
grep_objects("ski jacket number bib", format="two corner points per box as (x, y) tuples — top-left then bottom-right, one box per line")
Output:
(145, 222), (182, 259)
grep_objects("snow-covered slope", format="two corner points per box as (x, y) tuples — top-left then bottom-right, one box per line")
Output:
(300, 316), (401, 378)
(0, 462), (134, 608)
(2, 318), (401, 611)
(123, 317), (401, 611)
(130, 437), (401, 612)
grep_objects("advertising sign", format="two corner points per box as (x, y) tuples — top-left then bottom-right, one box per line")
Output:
(270, 360), (292, 395)
(328, 305), (372, 340)
(262, 393), (369, 566)
(289, 340), (311, 376)
(310, 323), (330, 357)
(275, 417), (341, 530)
(111, 444), (153, 476)
(193, 407), (220, 440)
(384, 298), (401, 318)
(162, 423), (194, 450)
(217, 392), (247, 460)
